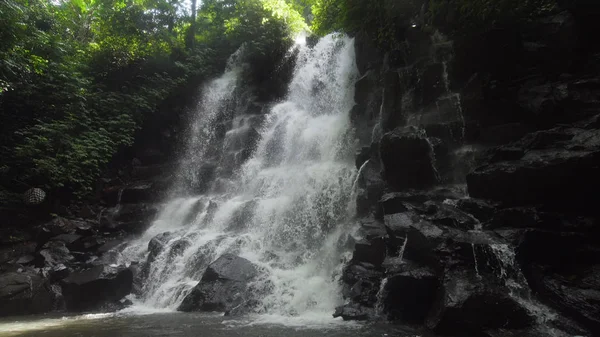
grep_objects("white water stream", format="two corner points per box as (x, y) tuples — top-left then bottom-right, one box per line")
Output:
(118, 34), (360, 322)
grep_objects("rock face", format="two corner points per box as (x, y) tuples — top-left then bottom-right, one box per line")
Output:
(467, 127), (600, 212)
(382, 262), (438, 322)
(61, 265), (133, 312)
(380, 126), (439, 190)
(343, 2), (600, 334)
(426, 271), (534, 334)
(0, 213), (139, 317)
(178, 254), (260, 314)
(0, 269), (54, 316)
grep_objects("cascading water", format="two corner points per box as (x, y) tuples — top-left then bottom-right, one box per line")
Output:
(118, 34), (359, 321)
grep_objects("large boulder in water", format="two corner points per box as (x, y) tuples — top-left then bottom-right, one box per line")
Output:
(0, 269), (54, 316)
(178, 254), (260, 314)
(380, 126), (439, 191)
(60, 264), (133, 312)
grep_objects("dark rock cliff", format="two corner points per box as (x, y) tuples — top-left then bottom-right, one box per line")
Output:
(340, 1), (600, 336)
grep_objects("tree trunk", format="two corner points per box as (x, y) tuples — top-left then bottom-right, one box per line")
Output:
(187, 0), (197, 48)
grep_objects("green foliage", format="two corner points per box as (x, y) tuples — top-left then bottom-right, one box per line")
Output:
(0, 0), (309, 201)
(309, 0), (413, 51)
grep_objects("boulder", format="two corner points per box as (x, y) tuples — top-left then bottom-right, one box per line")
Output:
(34, 217), (78, 242)
(537, 267), (600, 335)
(333, 304), (371, 321)
(380, 126), (439, 190)
(420, 201), (478, 230)
(426, 270), (535, 335)
(351, 238), (386, 267)
(0, 269), (54, 316)
(60, 265), (133, 312)
(381, 262), (439, 323)
(456, 198), (497, 222)
(383, 211), (508, 273)
(147, 232), (173, 263)
(0, 241), (37, 264)
(178, 254), (260, 314)
(38, 241), (74, 267)
(100, 203), (159, 234)
(68, 236), (106, 252)
(339, 261), (384, 314)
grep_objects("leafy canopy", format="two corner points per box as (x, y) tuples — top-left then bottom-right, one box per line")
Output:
(0, 0), (309, 201)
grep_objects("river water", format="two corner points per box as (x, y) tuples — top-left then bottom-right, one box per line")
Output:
(0, 311), (428, 337)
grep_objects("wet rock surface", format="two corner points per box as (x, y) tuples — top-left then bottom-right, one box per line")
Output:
(0, 269), (55, 316)
(380, 126), (439, 190)
(61, 265), (134, 312)
(178, 254), (261, 314)
(0, 213), (137, 317)
(343, 3), (600, 335)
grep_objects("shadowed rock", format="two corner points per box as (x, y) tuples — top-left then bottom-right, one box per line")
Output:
(178, 254), (260, 315)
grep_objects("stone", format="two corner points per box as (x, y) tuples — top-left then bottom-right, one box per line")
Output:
(0, 241), (37, 264)
(68, 236), (106, 252)
(51, 234), (82, 245)
(355, 159), (385, 218)
(101, 203), (159, 233)
(0, 269), (54, 317)
(351, 238), (386, 266)
(427, 270), (535, 335)
(46, 264), (70, 282)
(35, 217), (78, 242)
(97, 239), (125, 255)
(147, 232), (173, 263)
(380, 126), (439, 190)
(379, 193), (409, 215)
(467, 127), (600, 213)
(338, 262), (383, 319)
(421, 201), (478, 230)
(456, 198), (497, 222)
(38, 241), (74, 267)
(178, 254), (260, 314)
(61, 265), (133, 312)
(531, 266), (600, 335)
(382, 262), (439, 323)
(333, 304), (371, 321)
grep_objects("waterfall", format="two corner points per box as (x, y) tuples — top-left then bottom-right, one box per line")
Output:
(119, 34), (360, 319)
